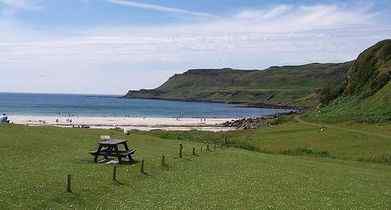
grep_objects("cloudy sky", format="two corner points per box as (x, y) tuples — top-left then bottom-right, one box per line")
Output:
(0, 0), (390, 94)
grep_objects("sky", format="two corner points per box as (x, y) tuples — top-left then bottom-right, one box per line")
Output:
(0, 0), (390, 94)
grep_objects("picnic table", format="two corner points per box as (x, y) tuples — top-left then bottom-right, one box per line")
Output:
(90, 139), (136, 163)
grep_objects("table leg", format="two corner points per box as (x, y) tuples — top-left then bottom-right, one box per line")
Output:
(123, 142), (129, 151)
(104, 146), (112, 160)
(123, 142), (133, 161)
(94, 145), (103, 163)
(114, 145), (121, 163)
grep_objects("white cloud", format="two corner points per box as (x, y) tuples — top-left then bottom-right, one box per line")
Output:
(0, 0), (41, 10)
(0, 0), (42, 16)
(236, 5), (292, 20)
(0, 3), (390, 94)
(107, 0), (217, 18)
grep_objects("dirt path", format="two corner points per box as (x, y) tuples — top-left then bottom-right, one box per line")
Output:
(294, 116), (391, 139)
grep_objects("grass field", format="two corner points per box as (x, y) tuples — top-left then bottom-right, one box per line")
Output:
(1, 122), (391, 209)
(146, 117), (391, 164)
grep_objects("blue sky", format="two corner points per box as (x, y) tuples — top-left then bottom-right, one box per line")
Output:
(0, 0), (390, 94)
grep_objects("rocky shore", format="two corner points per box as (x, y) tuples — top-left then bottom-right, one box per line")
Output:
(221, 111), (297, 130)
(221, 116), (278, 130)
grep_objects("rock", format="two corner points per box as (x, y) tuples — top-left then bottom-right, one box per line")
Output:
(221, 116), (277, 130)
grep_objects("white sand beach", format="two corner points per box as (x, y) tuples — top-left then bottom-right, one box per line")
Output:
(10, 115), (236, 132)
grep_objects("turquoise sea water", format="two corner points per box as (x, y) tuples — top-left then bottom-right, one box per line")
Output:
(0, 93), (291, 118)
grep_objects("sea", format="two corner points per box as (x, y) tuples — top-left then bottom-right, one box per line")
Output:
(0, 93), (291, 118)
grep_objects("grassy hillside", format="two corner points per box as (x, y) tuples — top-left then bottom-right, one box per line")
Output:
(126, 63), (351, 108)
(309, 40), (391, 122)
(308, 82), (391, 122)
(344, 39), (391, 96)
(1, 124), (391, 209)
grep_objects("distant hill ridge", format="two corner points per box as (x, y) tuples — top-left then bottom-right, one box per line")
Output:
(126, 62), (352, 108)
(125, 40), (391, 122)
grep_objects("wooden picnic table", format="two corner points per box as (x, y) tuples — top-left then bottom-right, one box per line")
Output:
(90, 139), (136, 163)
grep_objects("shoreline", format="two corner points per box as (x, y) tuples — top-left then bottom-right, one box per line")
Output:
(122, 95), (302, 110)
(9, 115), (236, 132)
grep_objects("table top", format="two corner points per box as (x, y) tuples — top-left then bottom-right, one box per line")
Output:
(98, 139), (127, 145)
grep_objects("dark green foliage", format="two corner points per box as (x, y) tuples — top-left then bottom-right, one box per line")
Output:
(281, 148), (336, 159)
(319, 83), (345, 105)
(371, 70), (390, 94)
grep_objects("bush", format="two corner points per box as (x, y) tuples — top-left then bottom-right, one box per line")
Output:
(281, 148), (336, 159)
(319, 83), (345, 105)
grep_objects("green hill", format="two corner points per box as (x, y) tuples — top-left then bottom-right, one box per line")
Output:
(125, 63), (351, 108)
(344, 39), (391, 96)
(308, 40), (391, 122)
(125, 39), (390, 121)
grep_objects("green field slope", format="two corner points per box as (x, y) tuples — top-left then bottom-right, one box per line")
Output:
(147, 118), (391, 164)
(1, 124), (391, 209)
(126, 62), (351, 107)
(309, 40), (391, 122)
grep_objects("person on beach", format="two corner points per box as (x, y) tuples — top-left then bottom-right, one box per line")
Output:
(0, 113), (10, 123)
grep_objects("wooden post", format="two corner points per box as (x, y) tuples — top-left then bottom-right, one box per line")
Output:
(192, 147), (196, 156)
(161, 155), (165, 167)
(66, 174), (72, 193)
(140, 159), (145, 174)
(206, 144), (210, 152)
(179, 144), (183, 158)
(112, 165), (117, 181)
(200, 146), (203, 153)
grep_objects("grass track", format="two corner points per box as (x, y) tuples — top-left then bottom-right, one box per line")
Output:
(295, 115), (391, 139)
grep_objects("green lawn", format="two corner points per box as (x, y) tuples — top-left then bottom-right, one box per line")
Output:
(147, 119), (391, 164)
(1, 124), (391, 209)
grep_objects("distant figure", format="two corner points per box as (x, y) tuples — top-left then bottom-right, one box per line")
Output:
(0, 113), (10, 123)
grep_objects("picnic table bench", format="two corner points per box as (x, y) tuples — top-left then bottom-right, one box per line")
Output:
(90, 139), (136, 163)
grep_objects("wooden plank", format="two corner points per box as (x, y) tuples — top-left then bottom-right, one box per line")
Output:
(98, 139), (127, 145)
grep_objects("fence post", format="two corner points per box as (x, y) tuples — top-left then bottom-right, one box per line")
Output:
(112, 165), (117, 181)
(140, 159), (145, 174)
(206, 144), (210, 152)
(192, 147), (196, 156)
(66, 174), (72, 193)
(179, 144), (183, 158)
(161, 155), (166, 167)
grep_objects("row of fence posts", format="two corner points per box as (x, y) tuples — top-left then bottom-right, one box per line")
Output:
(65, 137), (230, 192)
